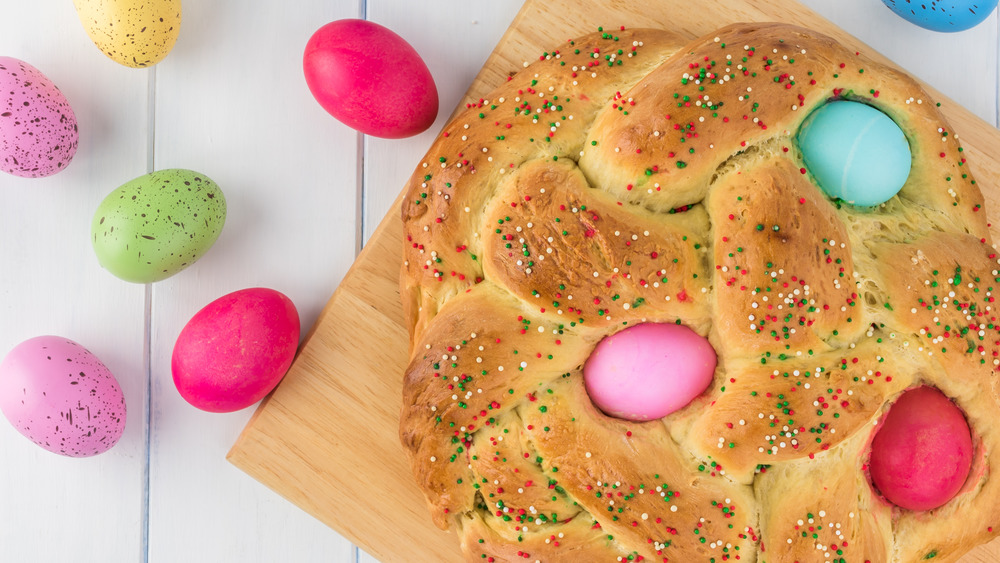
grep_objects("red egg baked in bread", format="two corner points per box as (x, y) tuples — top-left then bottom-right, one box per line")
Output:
(399, 21), (1000, 562)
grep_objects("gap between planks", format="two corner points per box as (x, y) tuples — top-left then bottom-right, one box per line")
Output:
(141, 64), (157, 563)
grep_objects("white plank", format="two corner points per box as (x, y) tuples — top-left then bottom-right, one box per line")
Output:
(147, 0), (361, 561)
(362, 2), (525, 243)
(799, 0), (999, 125)
(0, 2), (149, 562)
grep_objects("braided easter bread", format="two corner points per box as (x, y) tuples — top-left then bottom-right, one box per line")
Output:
(399, 22), (1000, 562)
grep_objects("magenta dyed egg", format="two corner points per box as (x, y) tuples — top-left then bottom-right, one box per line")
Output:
(171, 288), (300, 413)
(0, 336), (126, 457)
(0, 57), (78, 178)
(303, 19), (438, 138)
(583, 322), (717, 421)
(869, 386), (973, 511)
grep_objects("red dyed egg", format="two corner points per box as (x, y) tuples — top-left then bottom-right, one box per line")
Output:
(868, 386), (973, 511)
(303, 19), (438, 139)
(171, 288), (300, 413)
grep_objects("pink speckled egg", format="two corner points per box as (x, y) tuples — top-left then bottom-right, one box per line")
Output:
(303, 19), (438, 138)
(171, 288), (300, 413)
(0, 336), (126, 457)
(869, 386), (973, 511)
(0, 57), (78, 178)
(583, 322), (717, 421)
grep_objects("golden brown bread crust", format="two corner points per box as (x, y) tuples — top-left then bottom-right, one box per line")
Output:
(400, 22), (1000, 562)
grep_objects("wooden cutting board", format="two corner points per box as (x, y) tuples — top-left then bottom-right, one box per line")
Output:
(227, 0), (1000, 561)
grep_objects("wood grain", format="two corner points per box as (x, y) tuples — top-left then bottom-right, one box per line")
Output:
(228, 0), (1000, 561)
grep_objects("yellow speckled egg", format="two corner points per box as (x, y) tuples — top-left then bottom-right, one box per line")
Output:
(73, 0), (182, 68)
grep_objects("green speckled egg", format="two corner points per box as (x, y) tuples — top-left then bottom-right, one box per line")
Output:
(92, 169), (226, 283)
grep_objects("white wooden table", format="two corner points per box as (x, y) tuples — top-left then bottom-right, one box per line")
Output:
(0, 1), (996, 561)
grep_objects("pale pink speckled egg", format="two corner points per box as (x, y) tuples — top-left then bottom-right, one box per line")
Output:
(172, 288), (300, 413)
(0, 57), (79, 178)
(0, 336), (126, 457)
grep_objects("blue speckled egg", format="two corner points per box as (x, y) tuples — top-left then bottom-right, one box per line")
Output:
(796, 101), (911, 207)
(91, 169), (227, 283)
(883, 0), (998, 32)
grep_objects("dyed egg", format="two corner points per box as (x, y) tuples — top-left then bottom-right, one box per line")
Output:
(0, 57), (78, 178)
(883, 0), (998, 32)
(796, 100), (911, 207)
(583, 323), (716, 421)
(171, 288), (300, 413)
(303, 19), (439, 138)
(91, 169), (226, 283)
(73, 0), (181, 67)
(869, 386), (973, 510)
(0, 336), (126, 457)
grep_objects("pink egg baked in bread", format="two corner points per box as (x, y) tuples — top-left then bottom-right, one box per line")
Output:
(583, 322), (715, 420)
